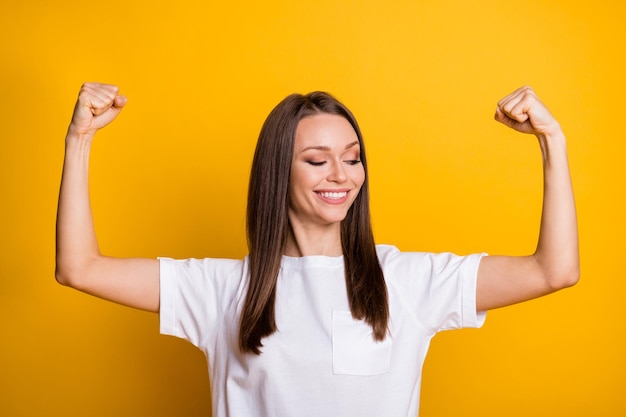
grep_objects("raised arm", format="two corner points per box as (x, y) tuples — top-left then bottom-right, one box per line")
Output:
(55, 82), (160, 312)
(476, 86), (579, 311)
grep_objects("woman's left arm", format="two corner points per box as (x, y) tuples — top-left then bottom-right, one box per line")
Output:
(476, 86), (580, 311)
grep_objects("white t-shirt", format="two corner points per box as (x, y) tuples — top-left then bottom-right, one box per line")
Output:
(159, 244), (486, 417)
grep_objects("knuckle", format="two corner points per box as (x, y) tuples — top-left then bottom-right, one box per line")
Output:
(522, 86), (536, 97)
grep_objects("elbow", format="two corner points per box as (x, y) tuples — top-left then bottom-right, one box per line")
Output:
(55, 248), (102, 288)
(55, 261), (87, 289)
(55, 253), (104, 290)
(546, 265), (580, 292)
(534, 251), (580, 292)
(55, 265), (75, 287)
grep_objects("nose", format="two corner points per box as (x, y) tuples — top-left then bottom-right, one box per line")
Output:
(327, 160), (347, 183)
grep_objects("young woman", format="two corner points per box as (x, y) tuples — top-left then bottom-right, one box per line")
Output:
(56, 82), (579, 416)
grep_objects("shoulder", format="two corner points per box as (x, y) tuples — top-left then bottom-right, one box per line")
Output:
(375, 244), (432, 270)
(159, 256), (250, 314)
(159, 255), (245, 268)
(375, 244), (484, 278)
(159, 256), (249, 284)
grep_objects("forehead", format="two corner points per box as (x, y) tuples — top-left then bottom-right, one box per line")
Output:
(294, 113), (359, 151)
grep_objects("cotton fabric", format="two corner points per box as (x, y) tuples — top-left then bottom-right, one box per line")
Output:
(159, 245), (486, 417)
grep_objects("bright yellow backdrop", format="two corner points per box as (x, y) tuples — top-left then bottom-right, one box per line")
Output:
(1, 0), (624, 416)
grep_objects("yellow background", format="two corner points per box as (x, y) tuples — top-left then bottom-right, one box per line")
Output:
(1, 0), (624, 416)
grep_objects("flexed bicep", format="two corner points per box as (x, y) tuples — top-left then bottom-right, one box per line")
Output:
(56, 83), (160, 313)
(477, 87), (579, 311)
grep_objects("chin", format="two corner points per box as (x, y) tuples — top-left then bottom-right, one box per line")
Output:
(318, 211), (350, 225)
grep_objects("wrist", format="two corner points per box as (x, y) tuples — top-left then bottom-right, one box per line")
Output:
(536, 120), (565, 142)
(537, 129), (568, 165)
(64, 131), (96, 159)
(65, 125), (95, 145)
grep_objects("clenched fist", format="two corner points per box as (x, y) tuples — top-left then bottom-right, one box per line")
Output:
(68, 82), (127, 139)
(494, 86), (561, 139)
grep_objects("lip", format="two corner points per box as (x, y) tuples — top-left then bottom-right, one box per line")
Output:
(314, 189), (351, 205)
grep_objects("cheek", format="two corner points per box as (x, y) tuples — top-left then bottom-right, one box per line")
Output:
(288, 171), (303, 195)
(354, 167), (366, 188)
(288, 168), (312, 203)
(290, 165), (321, 190)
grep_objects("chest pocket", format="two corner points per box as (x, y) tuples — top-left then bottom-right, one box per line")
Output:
(331, 310), (392, 376)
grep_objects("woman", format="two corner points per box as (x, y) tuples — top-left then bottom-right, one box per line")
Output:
(56, 83), (579, 416)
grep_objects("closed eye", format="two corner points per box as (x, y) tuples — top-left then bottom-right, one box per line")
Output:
(345, 160), (361, 165)
(306, 161), (326, 166)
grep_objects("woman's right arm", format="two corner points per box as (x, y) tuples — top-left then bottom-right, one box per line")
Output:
(55, 82), (160, 312)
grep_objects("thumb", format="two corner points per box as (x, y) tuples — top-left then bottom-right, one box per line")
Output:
(91, 94), (127, 116)
(113, 94), (127, 109)
(89, 94), (128, 130)
(494, 106), (532, 134)
(494, 106), (517, 128)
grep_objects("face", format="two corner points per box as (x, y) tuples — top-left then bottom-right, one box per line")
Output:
(288, 113), (365, 228)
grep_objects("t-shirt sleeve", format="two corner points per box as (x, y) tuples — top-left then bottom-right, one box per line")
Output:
(159, 257), (244, 348)
(382, 247), (487, 333)
(434, 252), (487, 331)
(425, 252), (487, 332)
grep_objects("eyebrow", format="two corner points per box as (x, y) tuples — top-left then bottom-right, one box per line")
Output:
(299, 140), (360, 153)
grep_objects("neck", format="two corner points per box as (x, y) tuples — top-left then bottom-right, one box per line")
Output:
(283, 218), (343, 257)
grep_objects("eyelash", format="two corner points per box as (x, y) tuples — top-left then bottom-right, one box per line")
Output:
(306, 160), (361, 166)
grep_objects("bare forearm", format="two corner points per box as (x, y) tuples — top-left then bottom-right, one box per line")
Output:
(55, 133), (100, 286)
(534, 130), (580, 288)
(55, 83), (160, 312)
(477, 87), (579, 311)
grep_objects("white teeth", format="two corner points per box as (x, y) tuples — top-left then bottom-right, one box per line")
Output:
(318, 191), (347, 199)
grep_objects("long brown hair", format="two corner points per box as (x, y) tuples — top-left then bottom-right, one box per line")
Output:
(241, 91), (388, 354)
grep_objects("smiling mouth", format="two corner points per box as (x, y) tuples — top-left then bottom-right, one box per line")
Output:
(316, 191), (348, 199)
